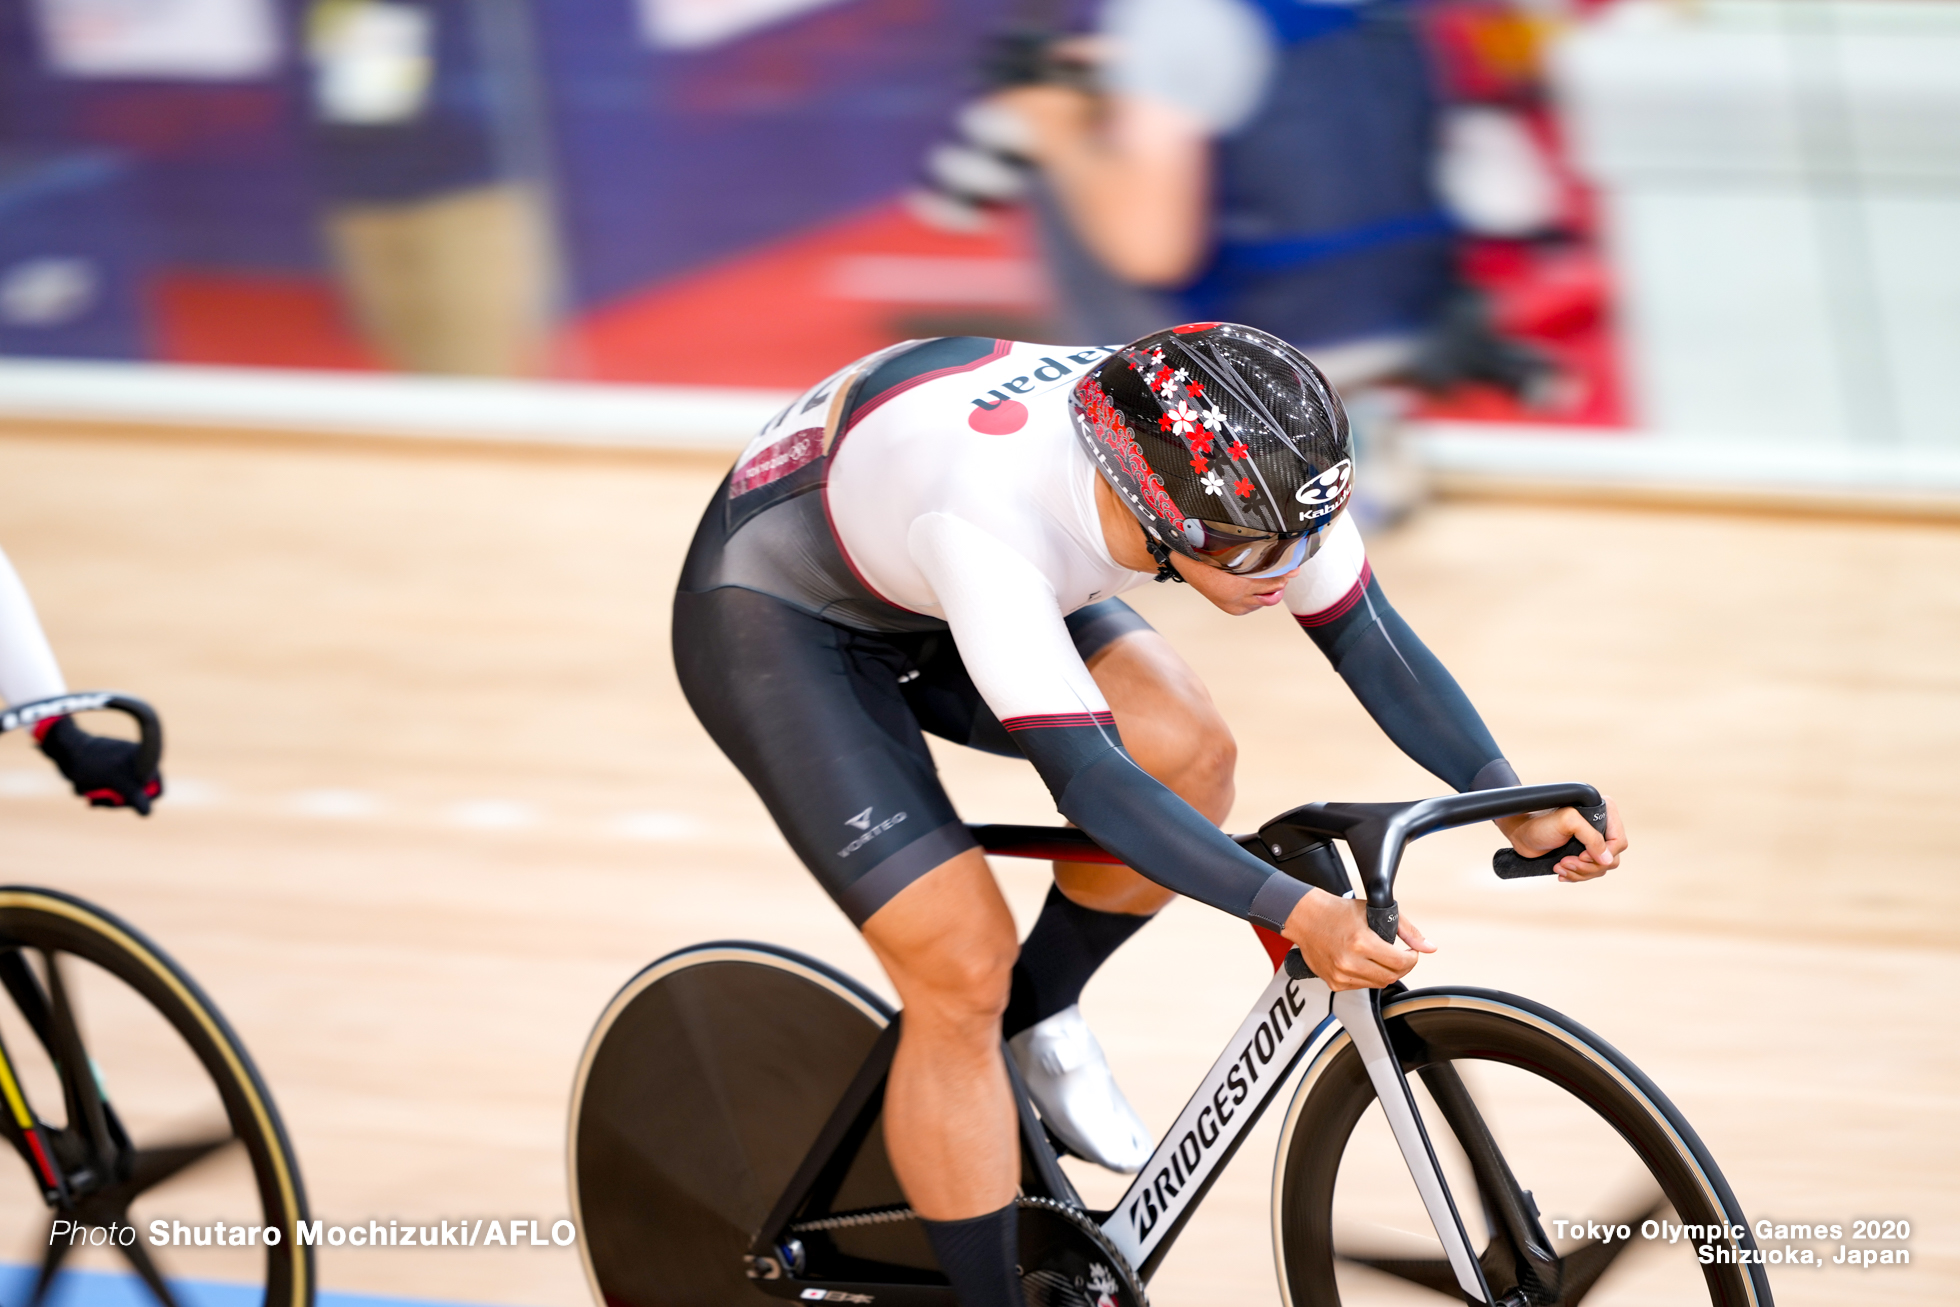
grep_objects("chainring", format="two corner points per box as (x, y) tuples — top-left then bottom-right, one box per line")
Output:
(1016, 1198), (1148, 1307)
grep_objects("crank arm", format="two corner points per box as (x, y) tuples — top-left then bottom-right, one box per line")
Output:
(1330, 988), (1494, 1304)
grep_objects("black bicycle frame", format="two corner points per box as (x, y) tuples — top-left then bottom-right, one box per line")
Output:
(743, 1020), (1084, 1305)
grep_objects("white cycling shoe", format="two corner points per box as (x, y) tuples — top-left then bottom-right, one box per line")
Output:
(1008, 1005), (1153, 1173)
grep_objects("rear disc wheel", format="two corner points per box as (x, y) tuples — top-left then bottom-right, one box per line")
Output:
(568, 942), (907, 1307)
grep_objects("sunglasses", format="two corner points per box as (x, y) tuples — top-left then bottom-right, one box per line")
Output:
(1179, 518), (1327, 578)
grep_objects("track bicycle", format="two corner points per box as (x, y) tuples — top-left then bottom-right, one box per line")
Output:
(568, 782), (1772, 1307)
(1, 692), (312, 1307)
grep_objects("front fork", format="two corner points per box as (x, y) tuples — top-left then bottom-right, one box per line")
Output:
(1331, 988), (1560, 1306)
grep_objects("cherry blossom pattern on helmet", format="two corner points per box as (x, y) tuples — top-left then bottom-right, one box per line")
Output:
(1074, 375), (1182, 524)
(1067, 322), (1354, 565)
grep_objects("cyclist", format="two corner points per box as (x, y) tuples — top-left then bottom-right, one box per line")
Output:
(672, 323), (1624, 1307)
(1, 545), (164, 813)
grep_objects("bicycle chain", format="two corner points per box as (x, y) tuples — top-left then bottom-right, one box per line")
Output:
(790, 1204), (918, 1233)
(785, 1196), (1149, 1307)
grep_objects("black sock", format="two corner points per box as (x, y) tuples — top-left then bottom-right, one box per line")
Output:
(921, 1203), (1020, 1307)
(1003, 884), (1154, 1038)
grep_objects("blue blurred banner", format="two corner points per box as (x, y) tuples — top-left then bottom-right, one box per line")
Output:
(0, 1262), (526, 1307)
(0, 0), (1015, 375)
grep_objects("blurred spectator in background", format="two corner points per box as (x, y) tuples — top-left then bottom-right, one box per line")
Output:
(305, 0), (552, 375)
(1001, 0), (1452, 382)
(938, 0), (1565, 521)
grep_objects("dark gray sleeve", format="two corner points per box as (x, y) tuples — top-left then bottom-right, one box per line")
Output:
(1008, 719), (1308, 929)
(1298, 572), (1517, 794)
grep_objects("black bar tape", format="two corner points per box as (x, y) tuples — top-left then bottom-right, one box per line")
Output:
(1491, 803), (1612, 879)
(1493, 838), (1582, 879)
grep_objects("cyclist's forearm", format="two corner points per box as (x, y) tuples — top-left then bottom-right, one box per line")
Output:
(1026, 740), (1305, 929)
(1300, 574), (1513, 793)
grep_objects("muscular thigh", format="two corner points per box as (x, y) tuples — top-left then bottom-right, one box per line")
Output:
(1087, 628), (1237, 824)
(1044, 628), (1238, 913)
(1061, 605), (1238, 914)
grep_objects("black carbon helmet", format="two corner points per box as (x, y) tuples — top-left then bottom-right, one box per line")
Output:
(1068, 323), (1353, 576)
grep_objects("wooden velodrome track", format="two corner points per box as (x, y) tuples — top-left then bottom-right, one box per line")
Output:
(0, 426), (1954, 1306)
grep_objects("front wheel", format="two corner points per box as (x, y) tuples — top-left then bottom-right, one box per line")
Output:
(0, 886), (312, 1307)
(1273, 988), (1771, 1306)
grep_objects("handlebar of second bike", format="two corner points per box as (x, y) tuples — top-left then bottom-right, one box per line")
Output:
(0, 691), (164, 778)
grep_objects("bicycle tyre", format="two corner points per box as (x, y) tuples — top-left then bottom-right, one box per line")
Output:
(1273, 987), (1771, 1306)
(0, 886), (312, 1307)
(569, 941), (924, 1307)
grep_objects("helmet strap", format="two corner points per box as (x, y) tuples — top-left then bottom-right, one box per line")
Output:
(1145, 536), (1186, 585)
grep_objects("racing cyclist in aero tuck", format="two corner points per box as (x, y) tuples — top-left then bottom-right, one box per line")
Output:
(0, 545), (163, 813)
(672, 323), (1626, 1307)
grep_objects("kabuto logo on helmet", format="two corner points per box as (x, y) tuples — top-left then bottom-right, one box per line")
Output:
(1294, 459), (1352, 523)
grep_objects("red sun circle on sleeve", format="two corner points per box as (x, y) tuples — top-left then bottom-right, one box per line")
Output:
(968, 399), (1029, 434)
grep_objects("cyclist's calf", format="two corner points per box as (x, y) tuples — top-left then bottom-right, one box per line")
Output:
(863, 847), (1021, 1221)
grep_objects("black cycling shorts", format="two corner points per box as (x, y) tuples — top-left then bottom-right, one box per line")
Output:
(672, 585), (1153, 926)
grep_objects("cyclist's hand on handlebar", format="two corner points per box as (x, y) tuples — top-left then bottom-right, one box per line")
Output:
(1498, 794), (1625, 881)
(35, 716), (164, 816)
(1281, 890), (1434, 991)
